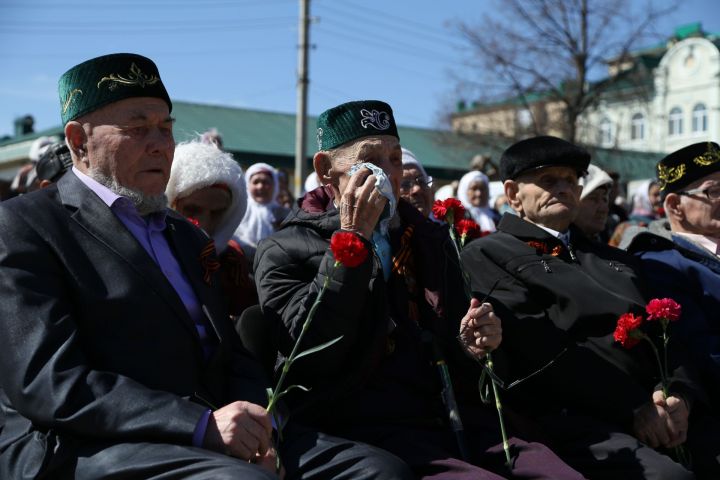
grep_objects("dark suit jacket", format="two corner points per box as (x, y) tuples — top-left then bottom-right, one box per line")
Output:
(460, 213), (703, 429)
(0, 172), (268, 478)
(629, 231), (720, 406)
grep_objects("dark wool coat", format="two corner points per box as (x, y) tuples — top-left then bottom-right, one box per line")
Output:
(460, 213), (703, 429)
(254, 187), (481, 429)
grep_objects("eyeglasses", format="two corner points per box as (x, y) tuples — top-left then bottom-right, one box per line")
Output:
(678, 186), (720, 201)
(400, 176), (433, 193)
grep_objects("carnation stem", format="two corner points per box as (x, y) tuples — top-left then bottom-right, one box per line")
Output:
(266, 261), (338, 414)
(487, 352), (512, 468)
(265, 261), (339, 473)
(447, 214), (512, 469)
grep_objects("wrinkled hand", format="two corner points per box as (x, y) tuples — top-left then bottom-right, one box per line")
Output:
(337, 167), (387, 239)
(458, 297), (502, 359)
(632, 390), (687, 449)
(654, 391), (689, 448)
(203, 401), (273, 460)
(253, 448), (285, 479)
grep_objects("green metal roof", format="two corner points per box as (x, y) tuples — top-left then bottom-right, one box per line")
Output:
(0, 101), (662, 181)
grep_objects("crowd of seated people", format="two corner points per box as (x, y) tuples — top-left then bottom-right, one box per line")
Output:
(0, 52), (718, 480)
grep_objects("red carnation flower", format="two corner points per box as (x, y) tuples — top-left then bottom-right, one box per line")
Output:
(330, 232), (368, 268)
(613, 313), (644, 349)
(456, 218), (481, 240)
(432, 198), (465, 224)
(645, 298), (681, 322)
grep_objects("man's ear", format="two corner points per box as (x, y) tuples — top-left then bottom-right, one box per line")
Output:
(664, 193), (684, 222)
(313, 151), (333, 186)
(504, 179), (523, 215)
(64, 121), (88, 165)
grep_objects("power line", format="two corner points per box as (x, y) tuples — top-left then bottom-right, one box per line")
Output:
(1, 22), (295, 35)
(319, 3), (462, 47)
(325, 0), (460, 40)
(0, 46), (290, 59)
(0, 17), (296, 28)
(0, 0), (296, 9)
(315, 25), (453, 63)
(319, 45), (450, 82)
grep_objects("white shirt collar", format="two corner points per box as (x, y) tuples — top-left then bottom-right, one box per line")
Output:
(674, 231), (720, 257)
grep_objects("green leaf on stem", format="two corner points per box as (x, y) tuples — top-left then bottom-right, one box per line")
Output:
(288, 335), (344, 365)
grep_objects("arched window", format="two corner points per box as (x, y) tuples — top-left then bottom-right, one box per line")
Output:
(631, 113), (645, 140)
(668, 107), (683, 136)
(598, 117), (613, 146)
(692, 103), (707, 133)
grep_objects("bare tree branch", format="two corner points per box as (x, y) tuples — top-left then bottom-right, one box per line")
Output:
(448, 0), (679, 143)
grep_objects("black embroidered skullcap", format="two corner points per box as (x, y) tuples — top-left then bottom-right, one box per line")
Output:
(656, 141), (720, 194)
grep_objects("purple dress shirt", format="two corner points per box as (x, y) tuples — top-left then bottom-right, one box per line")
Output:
(72, 167), (213, 446)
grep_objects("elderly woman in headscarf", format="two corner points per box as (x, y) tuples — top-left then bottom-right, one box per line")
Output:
(234, 163), (290, 252)
(166, 140), (257, 315)
(457, 170), (499, 233)
(629, 179), (662, 223)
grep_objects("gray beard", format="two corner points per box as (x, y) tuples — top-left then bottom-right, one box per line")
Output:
(88, 168), (167, 216)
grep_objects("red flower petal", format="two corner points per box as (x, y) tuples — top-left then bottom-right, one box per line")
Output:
(432, 199), (448, 221)
(330, 232), (368, 268)
(456, 218), (481, 239)
(614, 313), (644, 348)
(646, 298), (682, 322)
(432, 198), (466, 224)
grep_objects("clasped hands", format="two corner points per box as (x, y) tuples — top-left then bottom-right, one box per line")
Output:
(633, 390), (689, 449)
(203, 401), (284, 476)
(458, 297), (502, 359)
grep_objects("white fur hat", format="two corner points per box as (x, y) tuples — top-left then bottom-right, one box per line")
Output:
(166, 141), (246, 251)
(580, 164), (613, 200)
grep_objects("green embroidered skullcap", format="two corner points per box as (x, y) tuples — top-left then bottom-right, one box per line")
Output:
(316, 100), (399, 151)
(58, 53), (172, 124)
(656, 141), (720, 194)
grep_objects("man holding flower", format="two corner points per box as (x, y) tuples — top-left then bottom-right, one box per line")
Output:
(628, 142), (720, 408)
(0, 55), (409, 480)
(461, 135), (720, 478)
(254, 100), (585, 479)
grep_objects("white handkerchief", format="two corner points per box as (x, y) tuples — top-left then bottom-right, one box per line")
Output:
(348, 162), (396, 236)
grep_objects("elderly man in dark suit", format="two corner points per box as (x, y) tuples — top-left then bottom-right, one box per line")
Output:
(0, 53), (410, 480)
(461, 136), (720, 479)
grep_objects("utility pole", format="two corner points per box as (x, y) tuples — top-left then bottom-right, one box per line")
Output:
(294, 0), (310, 198)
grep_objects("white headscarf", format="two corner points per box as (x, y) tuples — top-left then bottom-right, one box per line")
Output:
(401, 147), (429, 179)
(457, 171), (496, 232)
(235, 162), (280, 247)
(630, 179), (654, 217)
(166, 141), (246, 254)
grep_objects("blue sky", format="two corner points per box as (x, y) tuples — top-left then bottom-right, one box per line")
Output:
(1, 0), (719, 138)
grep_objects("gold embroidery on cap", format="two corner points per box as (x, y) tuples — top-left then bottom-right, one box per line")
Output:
(97, 63), (159, 91)
(62, 89), (83, 114)
(657, 163), (686, 190)
(693, 142), (720, 166)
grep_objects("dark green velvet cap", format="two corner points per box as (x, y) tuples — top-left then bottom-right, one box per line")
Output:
(58, 53), (172, 124)
(657, 141), (720, 193)
(316, 100), (399, 151)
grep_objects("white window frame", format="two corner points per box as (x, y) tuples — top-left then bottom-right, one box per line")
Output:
(668, 107), (683, 136)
